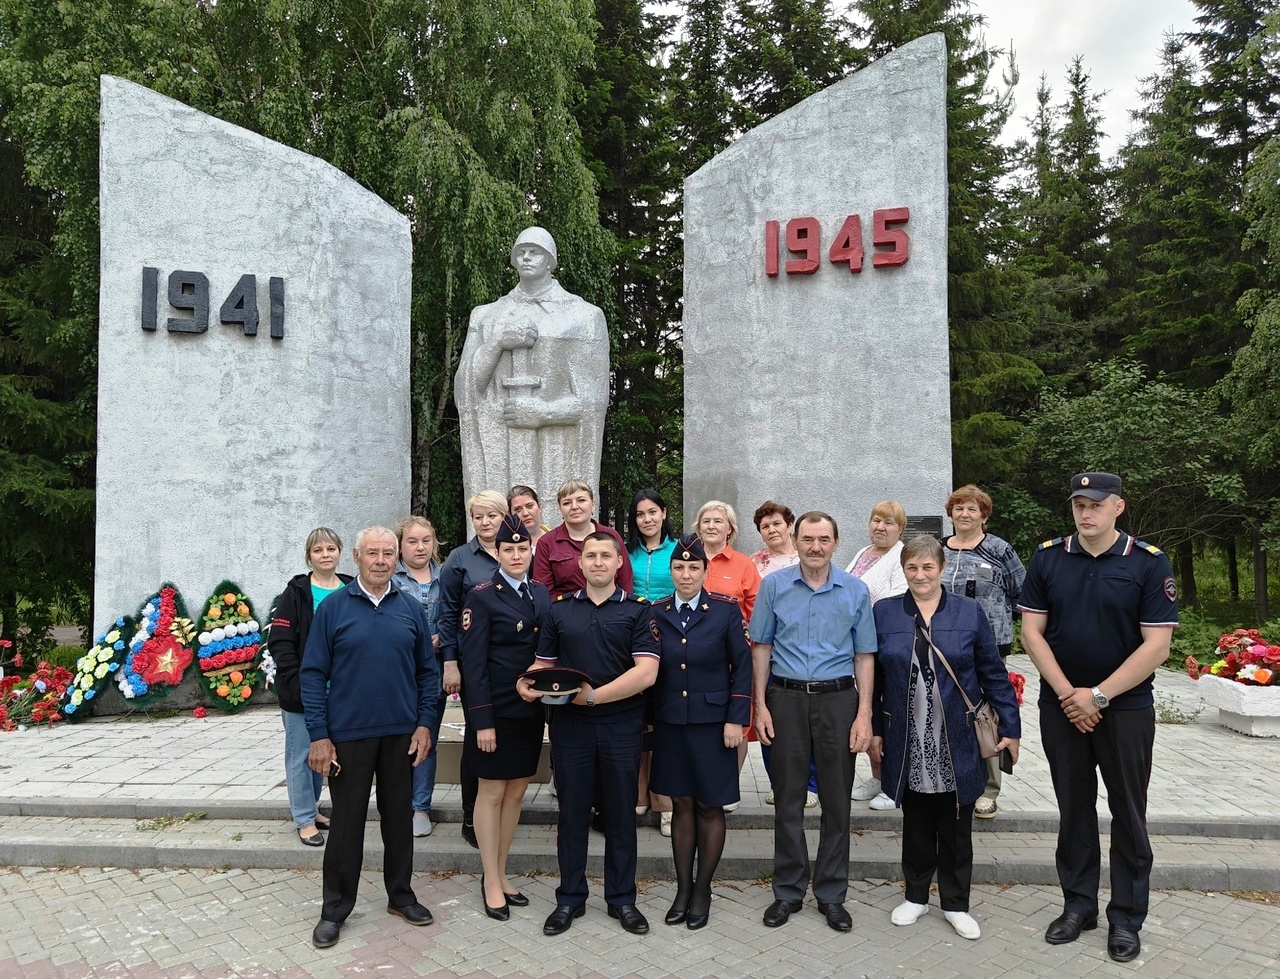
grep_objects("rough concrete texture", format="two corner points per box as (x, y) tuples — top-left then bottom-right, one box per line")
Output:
(96, 76), (410, 636)
(683, 34), (951, 553)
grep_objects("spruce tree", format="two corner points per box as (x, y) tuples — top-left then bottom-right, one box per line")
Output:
(853, 0), (1037, 487)
(575, 0), (684, 524)
(1010, 60), (1113, 387)
(725, 0), (859, 130)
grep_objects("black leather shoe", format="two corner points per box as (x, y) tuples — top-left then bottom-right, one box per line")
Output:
(387, 902), (433, 926)
(484, 899), (510, 921)
(608, 904), (650, 934)
(504, 889), (529, 907)
(481, 878), (510, 921)
(543, 903), (585, 935)
(311, 918), (341, 948)
(817, 901), (853, 932)
(1045, 910), (1098, 944)
(314, 814), (331, 830)
(762, 898), (803, 927)
(686, 910), (709, 930)
(298, 828), (325, 847)
(461, 822), (478, 848)
(665, 902), (688, 925)
(1108, 924), (1141, 962)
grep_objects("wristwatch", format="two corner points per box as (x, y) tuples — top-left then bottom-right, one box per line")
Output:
(585, 686), (596, 707)
(1090, 686), (1109, 709)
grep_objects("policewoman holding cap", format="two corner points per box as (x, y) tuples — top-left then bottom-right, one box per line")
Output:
(1018, 472), (1178, 964)
(459, 514), (551, 921)
(650, 533), (751, 930)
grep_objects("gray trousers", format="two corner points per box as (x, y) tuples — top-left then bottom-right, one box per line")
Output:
(766, 683), (856, 904)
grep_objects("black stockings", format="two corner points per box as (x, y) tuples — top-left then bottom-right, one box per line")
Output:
(669, 796), (727, 917)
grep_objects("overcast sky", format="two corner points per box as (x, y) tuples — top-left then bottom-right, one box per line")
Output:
(973, 0), (1201, 156)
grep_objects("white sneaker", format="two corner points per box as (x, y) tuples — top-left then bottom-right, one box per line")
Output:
(850, 777), (882, 801)
(805, 791), (819, 809)
(660, 811), (672, 837)
(945, 910), (981, 940)
(868, 792), (896, 810)
(891, 900), (928, 926)
(412, 812), (433, 837)
(765, 790), (775, 805)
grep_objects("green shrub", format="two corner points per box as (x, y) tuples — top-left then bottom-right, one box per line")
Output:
(1167, 608), (1229, 670)
(44, 644), (88, 671)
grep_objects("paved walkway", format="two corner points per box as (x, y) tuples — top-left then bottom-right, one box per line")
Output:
(1, 658), (1278, 977)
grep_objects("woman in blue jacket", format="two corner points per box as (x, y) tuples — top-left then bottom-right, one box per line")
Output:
(650, 534), (751, 930)
(870, 536), (1021, 942)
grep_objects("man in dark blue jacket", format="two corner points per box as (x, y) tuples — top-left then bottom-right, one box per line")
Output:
(302, 525), (441, 949)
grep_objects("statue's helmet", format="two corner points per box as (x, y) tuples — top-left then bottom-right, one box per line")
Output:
(510, 226), (558, 271)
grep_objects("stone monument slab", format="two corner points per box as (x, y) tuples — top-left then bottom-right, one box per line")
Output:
(96, 76), (411, 632)
(682, 34), (952, 555)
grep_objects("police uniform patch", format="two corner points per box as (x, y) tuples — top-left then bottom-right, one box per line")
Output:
(1164, 576), (1177, 602)
(649, 619), (660, 642)
(461, 608), (473, 631)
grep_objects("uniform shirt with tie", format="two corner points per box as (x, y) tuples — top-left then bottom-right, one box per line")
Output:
(458, 570), (550, 729)
(653, 589), (751, 726)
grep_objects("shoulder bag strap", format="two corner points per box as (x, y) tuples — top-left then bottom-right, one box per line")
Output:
(917, 620), (980, 715)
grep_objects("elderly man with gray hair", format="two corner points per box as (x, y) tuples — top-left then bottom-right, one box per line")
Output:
(302, 525), (441, 949)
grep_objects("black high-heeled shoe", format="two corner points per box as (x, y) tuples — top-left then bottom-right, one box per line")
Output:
(687, 887), (711, 929)
(665, 893), (690, 925)
(481, 876), (510, 921)
(504, 889), (529, 907)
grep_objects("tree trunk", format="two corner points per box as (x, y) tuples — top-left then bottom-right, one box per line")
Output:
(1226, 537), (1239, 600)
(1176, 539), (1197, 608)
(1254, 528), (1270, 622)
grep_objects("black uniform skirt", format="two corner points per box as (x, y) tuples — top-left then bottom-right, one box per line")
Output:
(650, 721), (739, 806)
(463, 714), (545, 781)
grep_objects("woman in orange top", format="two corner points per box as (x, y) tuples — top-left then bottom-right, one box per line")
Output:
(695, 499), (761, 803)
(695, 500), (760, 622)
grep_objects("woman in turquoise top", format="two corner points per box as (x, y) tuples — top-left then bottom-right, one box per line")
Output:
(629, 487), (679, 829)
(628, 488), (678, 601)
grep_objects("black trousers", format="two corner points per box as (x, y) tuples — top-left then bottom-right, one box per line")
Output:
(901, 789), (974, 911)
(549, 708), (643, 908)
(765, 683), (856, 904)
(322, 734), (418, 921)
(1041, 703), (1155, 930)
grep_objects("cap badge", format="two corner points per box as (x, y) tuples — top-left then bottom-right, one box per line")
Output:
(1081, 476), (1090, 486)
(551, 682), (560, 691)
(682, 550), (691, 559)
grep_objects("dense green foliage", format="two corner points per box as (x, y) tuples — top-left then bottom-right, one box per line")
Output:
(2, 0), (1280, 650)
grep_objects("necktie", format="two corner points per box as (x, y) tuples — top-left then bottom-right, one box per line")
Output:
(519, 582), (532, 605)
(679, 603), (692, 629)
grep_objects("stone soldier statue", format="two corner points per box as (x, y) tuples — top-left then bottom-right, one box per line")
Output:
(455, 228), (609, 511)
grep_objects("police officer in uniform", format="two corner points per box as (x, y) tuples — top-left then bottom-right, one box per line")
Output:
(518, 531), (660, 937)
(1018, 473), (1178, 963)
(459, 514), (550, 920)
(650, 533), (751, 930)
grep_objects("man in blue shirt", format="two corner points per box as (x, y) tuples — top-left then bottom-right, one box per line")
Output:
(750, 511), (877, 933)
(302, 526), (441, 949)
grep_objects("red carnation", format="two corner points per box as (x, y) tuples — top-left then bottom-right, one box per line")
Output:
(193, 706), (207, 718)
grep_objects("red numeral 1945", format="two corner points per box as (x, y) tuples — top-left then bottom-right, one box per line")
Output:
(765, 209), (910, 276)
